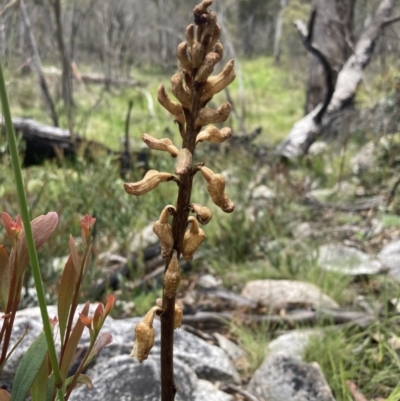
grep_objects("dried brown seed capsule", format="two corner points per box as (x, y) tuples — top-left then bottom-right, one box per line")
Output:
(177, 42), (193, 72)
(130, 306), (160, 363)
(190, 203), (212, 225)
(153, 205), (175, 258)
(205, 25), (222, 54)
(174, 304), (183, 329)
(182, 217), (206, 262)
(156, 298), (183, 330)
(202, 60), (236, 103)
(199, 166), (235, 213)
(164, 251), (181, 298)
(195, 51), (222, 83)
(195, 102), (232, 127)
(142, 134), (179, 157)
(157, 84), (185, 125)
(171, 73), (191, 109)
(193, 0), (213, 17)
(175, 148), (193, 175)
(196, 126), (232, 144)
(186, 24), (195, 48)
(201, 11), (217, 46)
(124, 170), (177, 196)
(191, 42), (205, 69)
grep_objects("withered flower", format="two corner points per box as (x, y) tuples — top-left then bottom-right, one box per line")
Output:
(189, 203), (212, 225)
(124, 170), (177, 196)
(153, 205), (176, 258)
(182, 216), (206, 262)
(196, 126), (232, 144)
(142, 134), (179, 157)
(164, 251), (181, 299)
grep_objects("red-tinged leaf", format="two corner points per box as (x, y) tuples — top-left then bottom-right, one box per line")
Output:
(78, 313), (92, 328)
(85, 332), (113, 367)
(16, 212), (58, 277)
(0, 246), (10, 311)
(58, 254), (77, 344)
(69, 235), (81, 275)
(1, 213), (14, 241)
(60, 302), (90, 381)
(0, 390), (10, 401)
(31, 353), (50, 401)
(64, 373), (93, 391)
(104, 294), (116, 317)
(92, 303), (103, 332)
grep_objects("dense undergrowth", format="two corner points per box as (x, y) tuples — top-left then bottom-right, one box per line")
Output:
(2, 56), (400, 400)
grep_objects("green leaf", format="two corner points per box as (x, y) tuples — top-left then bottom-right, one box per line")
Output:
(58, 254), (77, 344)
(11, 332), (48, 401)
(46, 374), (55, 401)
(0, 390), (11, 401)
(31, 353), (49, 401)
(60, 302), (90, 381)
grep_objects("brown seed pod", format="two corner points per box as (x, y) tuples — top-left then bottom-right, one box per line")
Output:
(175, 148), (193, 175)
(124, 170), (176, 196)
(142, 134), (179, 157)
(174, 304), (183, 329)
(201, 11), (217, 46)
(182, 217), (206, 262)
(202, 60), (236, 103)
(186, 24), (195, 48)
(157, 84), (185, 125)
(153, 205), (176, 258)
(130, 306), (160, 363)
(156, 298), (183, 330)
(199, 166), (235, 213)
(193, 0), (213, 17)
(177, 42), (193, 72)
(190, 203), (212, 225)
(195, 51), (222, 83)
(195, 102), (231, 127)
(205, 25), (221, 54)
(196, 126), (232, 144)
(191, 42), (205, 69)
(171, 73), (191, 109)
(164, 251), (181, 298)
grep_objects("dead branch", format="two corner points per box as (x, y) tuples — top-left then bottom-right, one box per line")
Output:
(0, 0), (19, 17)
(278, 0), (398, 159)
(219, 384), (261, 401)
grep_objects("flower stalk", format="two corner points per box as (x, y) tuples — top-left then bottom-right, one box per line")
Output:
(124, 1), (235, 399)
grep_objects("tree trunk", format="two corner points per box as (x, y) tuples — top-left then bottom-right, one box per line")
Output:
(305, 0), (355, 113)
(51, 0), (73, 109)
(20, 0), (59, 127)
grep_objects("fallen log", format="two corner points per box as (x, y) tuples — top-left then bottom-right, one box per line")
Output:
(278, 0), (399, 159)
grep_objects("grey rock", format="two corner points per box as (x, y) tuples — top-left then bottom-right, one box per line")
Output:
(197, 274), (222, 289)
(193, 380), (235, 401)
(70, 355), (197, 401)
(248, 354), (336, 401)
(267, 330), (322, 359)
(2, 306), (239, 398)
(378, 239), (400, 279)
(241, 280), (338, 309)
(318, 244), (385, 275)
(251, 185), (276, 200)
(213, 332), (246, 361)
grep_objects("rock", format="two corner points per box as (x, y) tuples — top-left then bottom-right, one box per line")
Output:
(241, 280), (338, 309)
(293, 222), (313, 238)
(248, 354), (336, 401)
(2, 306), (239, 398)
(378, 239), (400, 279)
(213, 333), (246, 362)
(318, 244), (385, 276)
(267, 330), (322, 359)
(197, 274), (222, 289)
(129, 222), (158, 253)
(251, 185), (276, 200)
